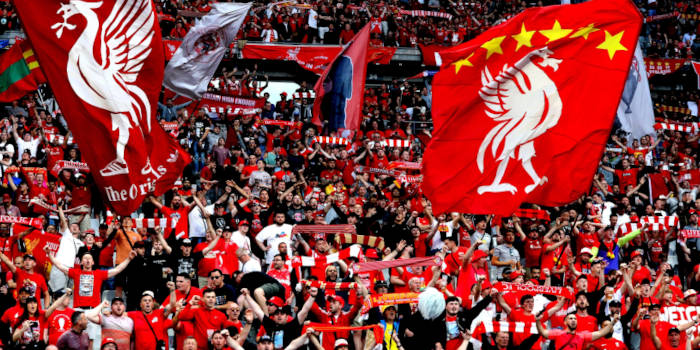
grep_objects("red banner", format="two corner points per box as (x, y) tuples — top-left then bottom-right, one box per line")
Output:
(418, 44), (452, 66)
(0, 216), (44, 229)
(493, 282), (573, 299)
(20, 230), (61, 278)
(645, 11), (679, 22)
(361, 292), (419, 314)
(680, 229), (700, 239)
(163, 39), (182, 61)
(14, 0), (191, 216)
(198, 92), (265, 117)
(241, 43), (395, 74)
(50, 160), (90, 177)
(645, 58), (685, 77)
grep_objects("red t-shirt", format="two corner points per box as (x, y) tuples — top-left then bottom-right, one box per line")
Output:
(161, 206), (190, 239)
(614, 168), (639, 190)
(391, 266), (433, 293)
(47, 308), (74, 345)
(590, 337), (628, 350)
(508, 308), (547, 349)
(576, 232), (600, 251)
(178, 307), (232, 350)
(632, 266), (652, 287)
(13, 313), (47, 345)
(129, 309), (169, 350)
(638, 319), (682, 350)
(14, 269), (48, 302)
(576, 314), (598, 332)
(524, 237), (542, 267)
(68, 268), (108, 308)
(547, 329), (592, 350)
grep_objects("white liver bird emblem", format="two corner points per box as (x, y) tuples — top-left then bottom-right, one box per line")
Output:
(51, 0), (158, 177)
(477, 47), (563, 195)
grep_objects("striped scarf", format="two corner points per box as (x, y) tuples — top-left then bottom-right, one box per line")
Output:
(351, 256), (442, 274)
(292, 224), (356, 236)
(292, 245), (364, 267)
(654, 122), (698, 133)
(361, 292), (419, 314)
(105, 216), (178, 229)
(335, 233), (385, 251)
(301, 280), (357, 290)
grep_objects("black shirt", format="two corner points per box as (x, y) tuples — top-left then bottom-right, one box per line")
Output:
(261, 315), (302, 349)
(169, 251), (205, 283)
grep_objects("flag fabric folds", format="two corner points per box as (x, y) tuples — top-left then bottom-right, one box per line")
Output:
(163, 2), (251, 99)
(616, 43), (655, 142)
(14, 0), (191, 215)
(0, 40), (46, 102)
(422, 0), (642, 215)
(312, 25), (370, 135)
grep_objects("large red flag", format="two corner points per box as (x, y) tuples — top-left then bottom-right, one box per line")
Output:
(312, 25), (370, 135)
(422, 0), (642, 215)
(13, 0), (190, 215)
(0, 40), (46, 102)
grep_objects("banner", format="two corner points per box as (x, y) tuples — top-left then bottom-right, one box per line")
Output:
(0, 216), (44, 229)
(660, 305), (700, 338)
(198, 92), (265, 117)
(163, 2), (252, 99)
(354, 165), (401, 177)
(645, 12), (679, 22)
(693, 61), (700, 89)
(241, 43), (396, 74)
(19, 230), (61, 279)
(680, 229), (700, 239)
(303, 322), (383, 344)
(679, 169), (700, 186)
(387, 161), (421, 170)
(617, 44), (655, 141)
(291, 224), (356, 235)
(301, 280), (357, 290)
(492, 282), (573, 299)
(645, 58), (685, 77)
(397, 9), (452, 19)
(361, 292), (419, 314)
(50, 160), (90, 177)
(14, 0), (191, 216)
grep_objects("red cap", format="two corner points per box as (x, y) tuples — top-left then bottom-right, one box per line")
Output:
(267, 296), (284, 308)
(238, 220), (250, 226)
(365, 249), (379, 259)
(101, 337), (117, 348)
(472, 250), (488, 261)
(509, 271), (523, 280)
(326, 294), (345, 306)
(631, 250), (643, 259)
(2, 194), (10, 202)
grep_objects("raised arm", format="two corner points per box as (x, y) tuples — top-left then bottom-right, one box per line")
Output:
(650, 316), (663, 350)
(107, 250), (135, 278)
(535, 313), (549, 339)
(0, 252), (16, 273)
(241, 288), (265, 321)
(297, 287), (318, 324)
(155, 227), (172, 254)
(85, 300), (109, 324)
(44, 245), (69, 274)
(45, 289), (72, 319)
(591, 313), (618, 341)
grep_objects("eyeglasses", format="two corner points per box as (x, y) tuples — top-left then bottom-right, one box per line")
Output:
(210, 275), (222, 279)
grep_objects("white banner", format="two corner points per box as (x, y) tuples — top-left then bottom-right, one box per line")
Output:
(163, 2), (251, 99)
(660, 305), (700, 337)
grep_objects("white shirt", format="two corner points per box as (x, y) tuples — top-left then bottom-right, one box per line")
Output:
(256, 223), (293, 264)
(55, 228), (83, 267)
(188, 204), (214, 239)
(308, 9), (318, 29)
(241, 258), (262, 273)
(231, 230), (252, 252)
(16, 136), (41, 158)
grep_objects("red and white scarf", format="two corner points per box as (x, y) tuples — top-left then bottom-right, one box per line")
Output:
(292, 245), (364, 267)
(255, 119), (302, 129)
(351, 256), (442, 274)
(472, 321), (538, 338)
(51, 160), (90, 175)
(334, 233), (385, 251)
(292, 91), (315, 99)
(292, 224), (356, 236)
(302, 280), (357, 290)
(354, 165), (401, 177)
(640, 215), (679, 229)
(0, 215), (43, 229)
(397, 9), (453, 19)
(492, 282), (573, 299)
(654, 122), (698, 133)
(361, 292), (419, 314)
(106, 216), (178, 229)
(380, 139), (411, 148)
(680, 229), (700, 239)
(311, 136), (350, 146)
(387, 161), (421, 170)
(45, 133), (74, 145)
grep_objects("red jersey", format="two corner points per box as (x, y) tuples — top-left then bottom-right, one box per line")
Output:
(310, 301), (362, 349)
(590, 337), (628, 350)
(68, 268), (108, 308)
(161, 205), (190, 239)
(547, 329), (592, 350)
(14, 269), (48, 302)
(524, 237), (542, 267)
(129, 309), (170, 350)
(178, 307), (232, 350)
(47, 308), (74, 345)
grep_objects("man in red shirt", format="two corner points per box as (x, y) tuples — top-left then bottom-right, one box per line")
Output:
(0, 252), (50, 308)
(650, 315), (692, 350)
(634, 303), (697, 350)
(178, 289), (235, 350)
(309, 285), (363, 350)
(267, 254), (292, 300)
(149, 194), (195, 240)
(495, 293), (566, 350)
(589, 318), (628, 350)
(536, 312), (617, 350)
(129, 291), (173, 350)
(45, 246), (134, 309)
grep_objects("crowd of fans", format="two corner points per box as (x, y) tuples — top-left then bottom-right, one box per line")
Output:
(0, 0), (698, 350)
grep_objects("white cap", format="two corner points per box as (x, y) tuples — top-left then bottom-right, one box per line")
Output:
(334, 339), (349, 348)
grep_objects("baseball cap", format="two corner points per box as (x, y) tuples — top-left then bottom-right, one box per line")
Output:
(669, 327), (681, 334)
(326, 294), (345, 306)
(684, 289), (698, 299)
(101, 337), (117, 349)
(259, 335), (273, 343)
(335, 339), (349, 348)
(472, 250), (488, 260)
(181, 238), (193, 246)
(509, 271), (523, 280)
(133, 241), (146, 248)
(223, 225), (233, 232)
(267, 296), (284, 308)
(579, 247), (593, 256)
(141, 290), (155, 299)
(631, 250), (643, 259)
(374, 280), (389, 290)
(238, 220), (250, 226)
(23, 254), (36, 261)
(111, 297), (125, 305)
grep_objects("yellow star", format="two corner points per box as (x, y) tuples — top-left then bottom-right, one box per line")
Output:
(570, 23), (599, 40)
(539, 20), (572, 43)
(481, 36), (506, 59)
(512, 23), (535, 51)
(596, 30), (627, 60)
(452, 53), (474, 74)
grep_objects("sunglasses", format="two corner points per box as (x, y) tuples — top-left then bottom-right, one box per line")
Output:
(210, 275), (222, 279)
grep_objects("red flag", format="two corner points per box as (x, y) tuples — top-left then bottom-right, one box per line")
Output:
(692, 61), (700, 89)
(0, 40), (46, 102)
(163, 39), (182, 61)
(14, 0), (191, 215)
(312, 25), (370, 134)
(422, 0), (642, 215)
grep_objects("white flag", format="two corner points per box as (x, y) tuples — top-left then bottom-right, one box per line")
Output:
(163, 3), (251, 99)
(616, 42), (655, 143)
